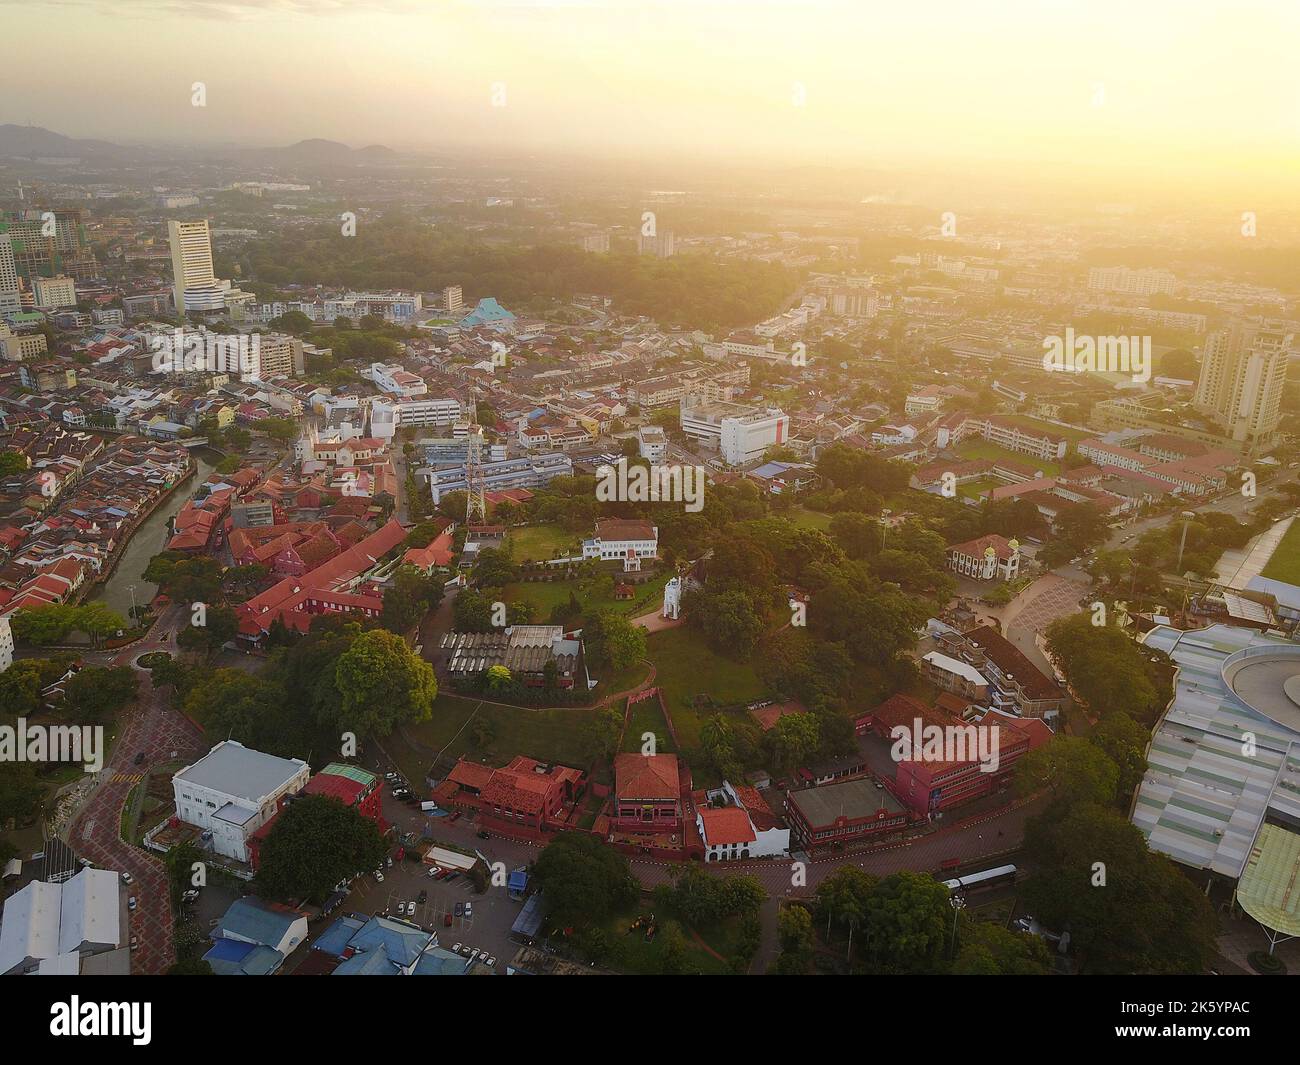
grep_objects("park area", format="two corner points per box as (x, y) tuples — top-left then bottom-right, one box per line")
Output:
(506, 523), (581, 562)
(1260, 518), (1300, 585)
(955, 439), (1062, 477)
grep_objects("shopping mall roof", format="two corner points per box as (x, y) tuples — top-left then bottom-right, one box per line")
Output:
(1133, 624), (1300, 879)
(1236, 823), (1300, 939)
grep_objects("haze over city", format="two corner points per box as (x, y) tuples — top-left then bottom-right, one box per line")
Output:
(6, 0), (1300, 201)
(0, 0), (1298, 1027)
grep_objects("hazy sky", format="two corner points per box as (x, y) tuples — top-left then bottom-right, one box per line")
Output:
(5, 0), (1298, 194)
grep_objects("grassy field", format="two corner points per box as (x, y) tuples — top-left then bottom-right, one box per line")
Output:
(1001, 414), (1090, 443)
(623, 695), (676, 754)
(598, 905), (746, 975)
(394, 694), (596, 777)
(1261, 518), (1300, 585)
(646, 627), (768, 751)
(954, 439), (1062, 477)
(787, 507), (833, 531)
(507, 523), (581, 561)
(501, 570), (672, 623)
(957, 476), (1002, 501)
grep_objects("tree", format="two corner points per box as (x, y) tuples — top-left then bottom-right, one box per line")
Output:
(765, 711), (820, 773)
(1015, 735), (1119, 808)
(814, 865), (875, 960)
(0, 450), (28, 476)
(585, 610), (645, 670)
(1021, 803), (1218, 974)
(774, 904), (814, 974)
(62, 666), (138, 723)
(176, 604), (238, 659)
(580, 707), (623, 764)
(532, 833), (637, 928)
(1089, 713), (1150, 808)
(452, 589), (495, 632)
(380, 565), (445, 634)
(858, 871), (950, 974)
(953, 919), (1052, 975)
(255, 795), (388, 903)
(330, 629), (437, 736)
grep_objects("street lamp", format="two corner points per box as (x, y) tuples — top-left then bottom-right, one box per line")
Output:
(949, 891), (966, 956)
(1175, 511), (1196, 573)
(127, 584), (138, 624)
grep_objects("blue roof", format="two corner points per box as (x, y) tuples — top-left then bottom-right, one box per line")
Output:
(313, 915), (365, 957)
(333, 945), (397, 975)
(459, 297), (515, 328)
(203, 939), (284, 975)
(345, 915), (430, 968)
(507, 870), (528, 893)
(412, 947), (470, 976)
(511, 893), (545, 938)
(213, 897), (301, 948)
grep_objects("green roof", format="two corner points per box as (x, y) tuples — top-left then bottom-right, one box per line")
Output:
(319, 762), (377, 786)
(1237, 823), (1300, 937)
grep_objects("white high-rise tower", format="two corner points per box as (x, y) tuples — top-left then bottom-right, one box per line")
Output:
(167, 219), (218, 313)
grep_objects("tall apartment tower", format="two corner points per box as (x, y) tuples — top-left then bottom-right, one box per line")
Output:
(0, 230), (19, 318)
(442, 285), (463, 315)
(1194, 320), (1293, 449)
(168, 219), (217, 312)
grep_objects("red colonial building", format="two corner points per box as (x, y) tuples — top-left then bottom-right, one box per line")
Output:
(784, 777), (912, 851)
(434, 756), (586, 837)
(611, 754), (682, 835)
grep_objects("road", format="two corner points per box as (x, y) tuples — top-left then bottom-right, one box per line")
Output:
(1100, 487), (1260, 553)
(65, 603), (206, 974)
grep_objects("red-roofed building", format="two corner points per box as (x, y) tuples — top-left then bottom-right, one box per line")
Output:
(613, 753), (682, 834)
(433, 755), (585, 837)
(236, 517), (407, 643)
(698, 780), (791, 861)
(946, 534), (1021, 581)
(893, 710), (1053, 815)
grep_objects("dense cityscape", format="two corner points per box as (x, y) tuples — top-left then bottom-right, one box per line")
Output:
(0, 0), (1293, 1028)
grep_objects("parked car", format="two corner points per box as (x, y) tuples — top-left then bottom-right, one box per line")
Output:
(448, 811), (462, 823)
(427, 866), (441, 878)
(443, 913), (453, 927)
(477, 830), (491, 840)
(133, 751), (146, 766)
(120, 872), (133, 885)
(454, 902), (465, 917)
(452, 943), (463, 953)
(385, 856), (393, 868)
(129, 935), (138, 951)
(181, 889), (200, 903)
(407, 901), (417, 916)
(374, 870), (384, 882)
(464, 901), (473, 919)
(485, 955), (497, 968)
(128, 897), (137, 912)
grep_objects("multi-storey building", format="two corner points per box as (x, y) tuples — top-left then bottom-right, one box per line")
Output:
(1194, 320), (1292, 449)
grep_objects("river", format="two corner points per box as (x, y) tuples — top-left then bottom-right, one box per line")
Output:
(89, 450), (216, 619)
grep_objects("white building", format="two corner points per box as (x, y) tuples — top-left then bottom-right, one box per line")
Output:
(0, 867), (122, 975)
(172, 741), (310, 863)
(662, 575), (681, 620)
(0, 614), (12, 673)
(946, 535), (1021, 582)
(697, 782), (789, 861)
(369, 362), (428, 397)
(582, 518), (658, 564)
(33, 274), (77, 310)
(637, 424), (668, 463)
(679, 397), (790, 467)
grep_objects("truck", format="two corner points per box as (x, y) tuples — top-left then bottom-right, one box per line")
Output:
(420, 801), (439, 812)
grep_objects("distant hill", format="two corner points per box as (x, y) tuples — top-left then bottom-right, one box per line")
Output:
(0, 124), (124, 159)
(258, 139), (399, 165)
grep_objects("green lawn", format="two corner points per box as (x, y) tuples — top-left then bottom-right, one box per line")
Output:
(597, 905), (745, 975)
(645, 627), (768, 751)
(954, 439), (1061, 477)
(623, 695), (676, 754)
(394, 694), (597, 777)
(787, 506), (833, 531)
(957, 477), (1002, 501)
(1261, 518), (1300, 585)
(502, 570), (672, 623)
(1001, 414), (1090, 443)
(507, 523), (581, 561)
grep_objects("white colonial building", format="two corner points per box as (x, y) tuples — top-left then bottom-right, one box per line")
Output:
(582, 518), (658, 566)
(697, 781), (789, 861)
(172, 741), (310, 863)
(946, 534), (1021, 582)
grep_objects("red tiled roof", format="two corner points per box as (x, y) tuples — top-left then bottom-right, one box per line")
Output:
(698, 806), (756, 847)
(614, 753), (680, 800)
